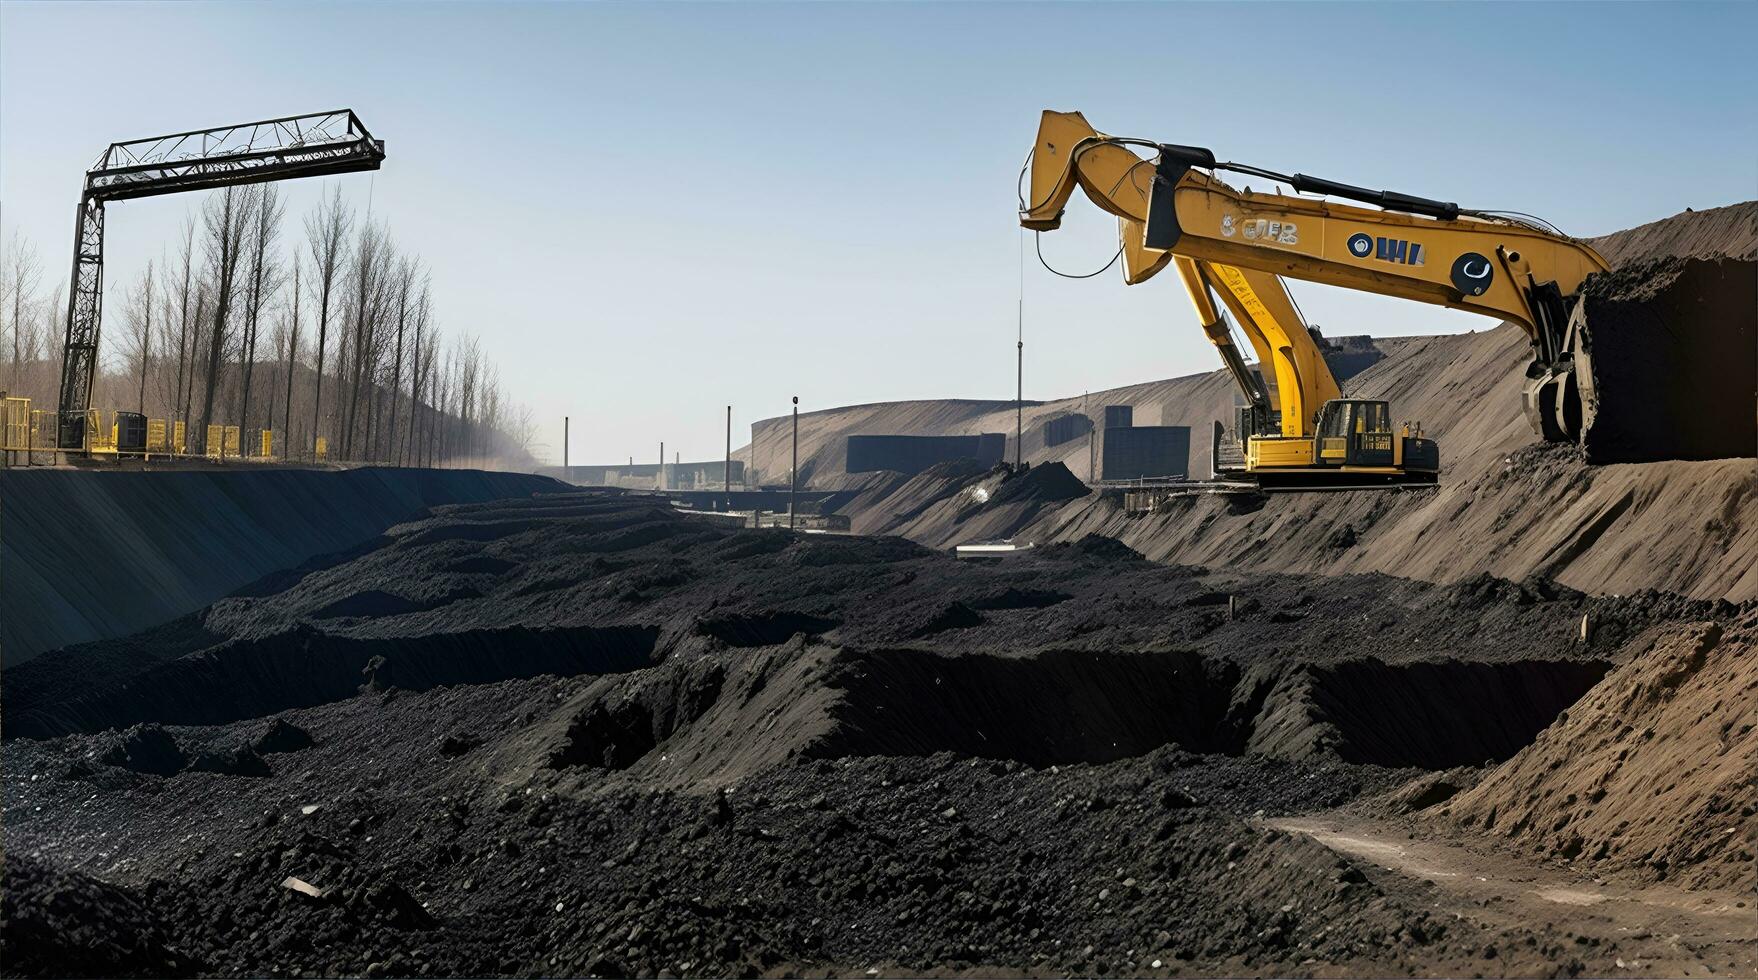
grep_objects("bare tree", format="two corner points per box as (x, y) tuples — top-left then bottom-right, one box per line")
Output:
(3, 230), (42, 391)
(195, 185), (258, 451)
(383, 258), (419, 464)
(120, 261), (156, 413)
(396, 277), (430, 465)
(278, 256), (302, 455)
(236, 185), (286, 454)
(413, 330), (439, 467)
(340, 219), (392, 459)
(304, 186), (353, 457)
(182, 286), (207, 429)
(166, 216), (198, 426)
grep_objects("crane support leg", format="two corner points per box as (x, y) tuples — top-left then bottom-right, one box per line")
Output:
(56, 197), (105, 450)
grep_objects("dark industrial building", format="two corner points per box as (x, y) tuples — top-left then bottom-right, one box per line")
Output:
(1101, 426), (1190, 481)
(1041, 412), (1093, 448)
(846, 433), (1007, 475)
(1104, 405), (1134, 430)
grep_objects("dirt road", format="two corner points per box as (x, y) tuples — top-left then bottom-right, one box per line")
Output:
(1272, 816), (1757, 977)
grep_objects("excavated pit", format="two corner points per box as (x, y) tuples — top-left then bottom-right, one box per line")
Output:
(1244, 658), (1613, 769)
(815, 650), (1608, 770)
(542, 644), (1611, 779)
(1576, 256), (1757, 463)
(814, 648), (1245, 765)
(6, 624), (660, 740)
(545, 660), (727, 770)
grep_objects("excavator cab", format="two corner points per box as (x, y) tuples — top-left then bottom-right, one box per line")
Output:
(1306, 398), (1438, 482)
(1316, 399), (1393, 467)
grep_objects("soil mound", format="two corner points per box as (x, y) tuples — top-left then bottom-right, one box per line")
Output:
(1039, 533), (1144, 562)
(1441, 616), (1757, 891)
(1576, 256), (1757, 463)
(990, 461), (1090, 505)
(253, 717), (316, 754)
(97, 723), (188, 776)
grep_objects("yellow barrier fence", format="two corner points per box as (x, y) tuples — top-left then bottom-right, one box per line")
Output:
(1, 396), (29, 452)
(31, 410), (55, 451)
(2, 406), (285, 461)
(87, 409), (117, 453)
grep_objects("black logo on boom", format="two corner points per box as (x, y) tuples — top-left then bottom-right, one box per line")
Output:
(1451, 252), (1494, 296)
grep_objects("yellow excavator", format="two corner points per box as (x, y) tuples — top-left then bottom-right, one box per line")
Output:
(1021, 110), (1612, 487)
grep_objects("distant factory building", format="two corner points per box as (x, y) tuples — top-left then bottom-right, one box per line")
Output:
(1101, 426), (1190, 481)
(1041, 413), (1093, 448)
(846, 433), (1007, 475)
(545, 460), (744, 490)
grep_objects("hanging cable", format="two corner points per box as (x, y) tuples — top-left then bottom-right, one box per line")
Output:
(1285, 281), (1311, 333)
(1034, 231), (1122, 279)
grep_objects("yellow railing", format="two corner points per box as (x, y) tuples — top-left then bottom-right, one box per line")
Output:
(1, 403), (297, 463)
(0, 396), (29, 451)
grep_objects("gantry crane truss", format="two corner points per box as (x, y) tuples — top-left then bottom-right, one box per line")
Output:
(56, 110), (385, 449)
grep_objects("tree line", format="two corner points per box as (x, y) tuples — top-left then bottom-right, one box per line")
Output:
(0, 185), (535, 466)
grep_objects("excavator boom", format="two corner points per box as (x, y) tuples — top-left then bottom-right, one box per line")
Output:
(1022, 110), (1612, 447)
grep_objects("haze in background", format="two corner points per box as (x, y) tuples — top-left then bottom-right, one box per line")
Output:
(3, 1), (1753, 465)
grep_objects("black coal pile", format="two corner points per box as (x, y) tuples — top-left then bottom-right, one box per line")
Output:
(1576, 256), (1757, 463)
(989, 461), (1091, 504)
(3, 491), (1742, 978)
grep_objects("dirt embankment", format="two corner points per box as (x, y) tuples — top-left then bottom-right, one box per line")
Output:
(1585, 201), (1758, 267)
(1436, 613), (1758, 892)
(0, 467), (561, 668)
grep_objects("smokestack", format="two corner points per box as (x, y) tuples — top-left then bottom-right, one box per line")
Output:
(563, 417), (569, 470)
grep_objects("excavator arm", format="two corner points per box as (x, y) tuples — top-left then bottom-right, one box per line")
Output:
(1023, 110), (1340, 438)
(1023, 110), (1611, 442)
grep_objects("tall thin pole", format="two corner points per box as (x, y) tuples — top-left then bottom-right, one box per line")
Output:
(563, 416), (569, 470)
(725, 404), (732, 511)
(790, 396), (798, 530)
(658, 441), (664, 491)
(1016, 333), (1023, 470)
(1016, 227), (1024, 470)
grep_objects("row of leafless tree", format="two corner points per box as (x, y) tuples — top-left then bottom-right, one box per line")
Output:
(0, 187), (535, 466)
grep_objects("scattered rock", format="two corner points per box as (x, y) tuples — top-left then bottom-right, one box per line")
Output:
(253, 719), (316, 754)
(97, 724), (186, 776)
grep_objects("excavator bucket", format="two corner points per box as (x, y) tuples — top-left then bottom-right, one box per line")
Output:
(1569, 256), (1755, 463)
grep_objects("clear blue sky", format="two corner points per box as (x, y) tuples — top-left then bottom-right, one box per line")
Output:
(4, 1), (1754, 465)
